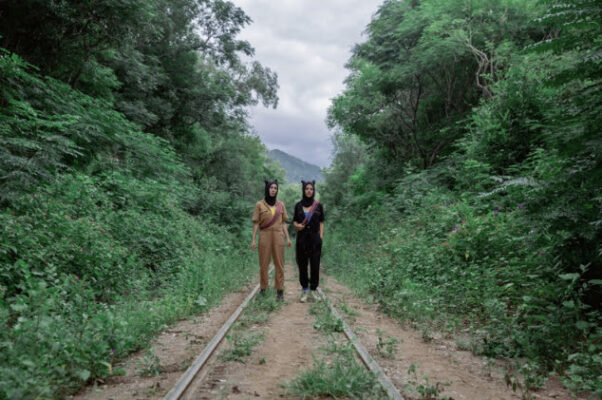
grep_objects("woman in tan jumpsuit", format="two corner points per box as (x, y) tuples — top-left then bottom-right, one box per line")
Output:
(251, 180), (292, 300)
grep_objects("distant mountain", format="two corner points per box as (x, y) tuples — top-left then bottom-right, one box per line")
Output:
(267, 149), (323, 184)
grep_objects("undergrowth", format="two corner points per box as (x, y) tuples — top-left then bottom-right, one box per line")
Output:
(286, 304), (386, 399)
(219, 287), (284, 363)
(323, 185), (602, 397)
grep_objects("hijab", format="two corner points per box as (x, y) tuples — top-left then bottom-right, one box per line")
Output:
(301, 180), (315, 207)
(264, 179), (278, 206)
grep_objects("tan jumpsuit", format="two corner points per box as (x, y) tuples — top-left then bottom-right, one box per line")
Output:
(253, 200), (288, 290)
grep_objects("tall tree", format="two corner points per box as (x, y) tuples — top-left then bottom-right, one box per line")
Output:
(329, 0), (544, 168)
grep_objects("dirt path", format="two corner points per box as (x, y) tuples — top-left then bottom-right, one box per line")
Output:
(322, 275), (580, 400)
(71, 262), (581, 400)
(69, 284), (255, 400)
(183, 264), (326, 399)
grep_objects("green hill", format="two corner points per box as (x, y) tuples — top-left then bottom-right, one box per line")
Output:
(267, 149), (323, 184)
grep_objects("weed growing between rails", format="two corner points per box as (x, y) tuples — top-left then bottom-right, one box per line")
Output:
(309, 301), (344, 333)
(405, 364), (453, 400)
(285, 297), (387, 399)
(376, 329), (401, 359)
(218, 287), (285, 364)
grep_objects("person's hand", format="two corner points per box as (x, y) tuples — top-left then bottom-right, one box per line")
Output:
(251, 241), (256, 251)
(295, 223), (305, 231)
(287, 239), (292, 248)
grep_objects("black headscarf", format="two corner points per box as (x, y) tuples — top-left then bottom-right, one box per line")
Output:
(264, 179), (278, 206)
(301, 180), (315, 207)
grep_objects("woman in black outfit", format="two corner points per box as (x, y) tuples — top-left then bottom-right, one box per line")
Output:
(292, 180), (325, 302)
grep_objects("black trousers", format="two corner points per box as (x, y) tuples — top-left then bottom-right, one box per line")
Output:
(296, 232), (322, 290)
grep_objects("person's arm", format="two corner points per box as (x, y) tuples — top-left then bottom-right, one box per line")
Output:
(292, 204), (305, 231)
(251, 223), (259, 250)
(283, 225), (292, 247)
(281, 202), (292, 247)
(319, 203), (325, 239)
(251, 202), (260, 250)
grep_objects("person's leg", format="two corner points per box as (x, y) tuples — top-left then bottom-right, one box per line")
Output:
(308, 237), (322, 301)
(258, 231), (271, 290)
(309, 238), (322, 291)
(296, 240), (310, 290)
(272, 231), (286, 300)
(297, 238), (311, 302)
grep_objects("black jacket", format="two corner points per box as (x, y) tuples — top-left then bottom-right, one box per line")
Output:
(293, 201), (325, 235)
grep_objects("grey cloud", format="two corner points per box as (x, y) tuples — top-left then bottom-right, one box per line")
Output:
(233, 0), (383, 167)
(249, 106), (332, 168)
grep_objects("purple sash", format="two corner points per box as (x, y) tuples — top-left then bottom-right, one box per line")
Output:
(260, 201), (283, 229)
(301, 201), (319, 225)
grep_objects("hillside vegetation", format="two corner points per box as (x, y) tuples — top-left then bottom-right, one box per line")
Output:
(0, 0), (600, 398)
(322, 0), (601, 396)
(267, 149), (323, 184)
(0, 0), (284, 398)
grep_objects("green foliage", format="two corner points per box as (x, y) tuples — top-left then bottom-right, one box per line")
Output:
(405, 364), (453, 400)
(376, 329), (400, 359)
(533, 0), (601, 85)
(285, 342), (384, 399)
(323, 0), (601, 395)
(0, 0), (280, 213)
(0, 1), (279, 397)
(328, 0), (544, 168)
(309, 301), (344, 333)
(0, 170), (257, 397)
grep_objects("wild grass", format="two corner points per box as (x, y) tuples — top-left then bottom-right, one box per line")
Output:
(285, 294), (387, 399)
(405, 364), (453, 400)
(137, 349), (161, 377)
(219, 287), (284, 363)
(309, 301), (343, 333)
(285, 353), (385, 399)
(219, 331), (265, 363)
(376, 329), (401, 359)
(236, 287), (284, 329)
(322, 203), (602, 396)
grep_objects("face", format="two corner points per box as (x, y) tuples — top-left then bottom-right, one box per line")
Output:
(269, 184), (278, 197)
(304, 184), (314, 198)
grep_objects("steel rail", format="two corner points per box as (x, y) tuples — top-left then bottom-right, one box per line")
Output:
(317, 288), (405, 400)
(163, 270), (402, 400)
(163, 269), (272, 400)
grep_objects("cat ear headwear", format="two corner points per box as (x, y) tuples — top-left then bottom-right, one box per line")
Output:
(301, 180), (315, 207)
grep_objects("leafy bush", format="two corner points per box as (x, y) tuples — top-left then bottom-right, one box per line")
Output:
(0, 47), (259, 398)
(323, 165), (601, 394)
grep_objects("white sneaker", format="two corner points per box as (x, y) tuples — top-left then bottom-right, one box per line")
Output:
(300, 290), (308, 303)
(310, 290), (321, 302)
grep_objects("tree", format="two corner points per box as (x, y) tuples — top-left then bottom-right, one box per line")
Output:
(329, 0), (543, 168)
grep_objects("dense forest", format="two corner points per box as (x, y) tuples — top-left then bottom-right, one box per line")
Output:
(0, 0), (600, 398)
(0, 0), (284, 397)
(322, 0), (601, 396)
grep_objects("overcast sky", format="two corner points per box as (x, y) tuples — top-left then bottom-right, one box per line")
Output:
(233, 0), (383, 168)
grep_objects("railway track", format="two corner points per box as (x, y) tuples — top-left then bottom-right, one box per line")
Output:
(163, 280), (404, 400)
